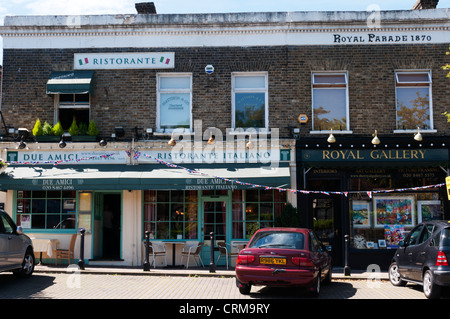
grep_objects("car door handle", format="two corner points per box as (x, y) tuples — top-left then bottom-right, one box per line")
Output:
(420, 252), (426, 256)
(408, 253), (413, 256)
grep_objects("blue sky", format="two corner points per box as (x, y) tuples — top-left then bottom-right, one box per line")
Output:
(0, 0), (449, 63)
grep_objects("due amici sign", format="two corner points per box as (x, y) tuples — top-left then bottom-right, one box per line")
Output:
(74, 52), (175, 70)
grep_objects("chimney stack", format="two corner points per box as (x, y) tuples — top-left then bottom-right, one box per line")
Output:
(412, 0), (439, 9)
(135, 2), (157, 14)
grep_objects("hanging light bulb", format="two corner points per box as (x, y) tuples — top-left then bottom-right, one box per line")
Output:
(168, 133), (176, 146)
(414, 127), (423, 141)
(207, 132), (215, 145)
(371, 130), (380, 145)
(327, 129), (336, 143)
(246, 135), (254, 149)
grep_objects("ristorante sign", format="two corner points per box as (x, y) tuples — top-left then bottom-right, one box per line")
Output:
(301, 149), (448, 163)
(74, 52), (175, 70)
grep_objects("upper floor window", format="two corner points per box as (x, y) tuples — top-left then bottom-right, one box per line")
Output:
(232, 72), (268, 130)
(312, 72), (349, 131)
(395, 70), (432, 131)
(157, 73), (192, 132)
(56, 93), (90, 130)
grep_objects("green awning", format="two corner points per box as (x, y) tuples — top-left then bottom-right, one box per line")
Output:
(46, 71), (94, 94)
(0, 164), (290, 191)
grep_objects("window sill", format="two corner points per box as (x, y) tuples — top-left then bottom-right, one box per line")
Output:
(309, 130), (353, 134)
(228, 129), (271, 135)
(154, 130), (193, 136)
(393, 129), (437, 134)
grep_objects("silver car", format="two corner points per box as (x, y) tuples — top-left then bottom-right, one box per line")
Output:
(0, 210), (35, 277)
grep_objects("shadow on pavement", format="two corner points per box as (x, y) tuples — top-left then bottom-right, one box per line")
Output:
(0, 273), (56, 299)
(248, 281), (357, 299)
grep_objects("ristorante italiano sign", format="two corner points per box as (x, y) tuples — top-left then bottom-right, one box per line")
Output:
(74, 52), (175, 70)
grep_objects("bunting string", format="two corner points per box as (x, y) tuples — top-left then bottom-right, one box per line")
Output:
(133, 151), (446, 197)
(5, 153), (116, 166)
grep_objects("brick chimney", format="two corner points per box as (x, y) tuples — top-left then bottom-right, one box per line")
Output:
(135, 2), (157, 14)
(412, 0), (439, 9)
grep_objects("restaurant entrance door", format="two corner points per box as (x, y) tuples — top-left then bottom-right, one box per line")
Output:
(199, 191), (231, 266)
(93, 192), (122, 260)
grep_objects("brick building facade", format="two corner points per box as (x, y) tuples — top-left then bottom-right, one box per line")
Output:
(0, 2), (448, 269)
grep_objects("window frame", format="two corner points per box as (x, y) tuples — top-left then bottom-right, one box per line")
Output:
(156, 73), (193, 133)
(310, 71), (351, 134)
(394, 70), (435, 133)
(14, 190), (77, 232)
(231, 72), (269, 131)
(54, 93), (91, 130)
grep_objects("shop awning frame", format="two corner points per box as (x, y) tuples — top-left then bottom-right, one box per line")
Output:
(0, 163), (290, 191)
(46, 71), (94, 94)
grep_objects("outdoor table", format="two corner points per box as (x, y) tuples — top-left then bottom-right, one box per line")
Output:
(162, 240), (186, 268)
(31, 238), (60, 264)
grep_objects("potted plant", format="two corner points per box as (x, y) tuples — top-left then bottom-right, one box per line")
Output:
(32, 118), (44, 137)
(33, 119), (60, 142)
(71, 119), (98, 142)
(52, 121), (64, 136)
(0, 158), (9, 174)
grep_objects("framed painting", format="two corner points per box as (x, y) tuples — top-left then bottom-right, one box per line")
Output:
(418, 200), (442, 222)
(374, 196), (415, 228)
(351, 201), (371, 228)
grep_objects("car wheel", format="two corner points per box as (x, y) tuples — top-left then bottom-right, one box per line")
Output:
(236, 279), (251, 295)
(13, 249), (35, 278)
(309, 273), (320, 297)
(322, 266), (332, 285)
(423, 270), (440, 299)
(388, 262), (406, 287)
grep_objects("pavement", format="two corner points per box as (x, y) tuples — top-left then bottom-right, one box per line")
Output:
(34, 263), (389, 280)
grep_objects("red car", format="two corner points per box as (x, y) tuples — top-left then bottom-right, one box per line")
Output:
(235, 227), (332, 296)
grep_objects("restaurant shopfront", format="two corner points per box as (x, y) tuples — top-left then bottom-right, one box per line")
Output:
(0, 144), (292, 267)
(296, 136), (449, 270)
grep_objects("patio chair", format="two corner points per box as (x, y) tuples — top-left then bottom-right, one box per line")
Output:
(180, 242), (204, 269)
(216, 241), (239, 269)
(55, 234), (76, 265)
(149, 241), (167, 268)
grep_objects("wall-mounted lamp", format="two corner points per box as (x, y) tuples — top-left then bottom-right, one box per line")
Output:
(207, 132), (215, 145)
(168, 133), (176, 147)
(58, 136), (66, 148)
(114, 127), (125, 138)
(327, 129), (336, 143)
(371, 130), (380, 145)
(246, 135), (254, 149)
(414, 127), (423, 141)
(17, 136), (26, 149)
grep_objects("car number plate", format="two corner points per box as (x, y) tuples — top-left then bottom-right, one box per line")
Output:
(259, 257), (286, 265)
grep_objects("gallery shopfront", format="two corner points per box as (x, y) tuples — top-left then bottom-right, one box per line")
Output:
(296, 136), (449, 269)
(0, 143), (293, 267)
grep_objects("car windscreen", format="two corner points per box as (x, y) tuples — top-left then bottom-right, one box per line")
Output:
(248, 231), (305, 250)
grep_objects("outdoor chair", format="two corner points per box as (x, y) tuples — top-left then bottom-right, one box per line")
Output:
(149, 241), (167, 268)
(216, 242), (239, 269)
(55, 234), (76, 265)
(180, 242), (204, 269)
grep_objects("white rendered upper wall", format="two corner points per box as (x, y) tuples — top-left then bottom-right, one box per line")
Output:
(1, 8), (449, 49)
